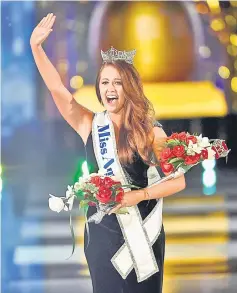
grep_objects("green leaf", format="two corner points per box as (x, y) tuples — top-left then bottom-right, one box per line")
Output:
(75, 190), (84, 199)
(169, 158), (184, 164)
(116, 207), (129, 214)
(111, 189), (116, 199)
(79, 200), (90, 208)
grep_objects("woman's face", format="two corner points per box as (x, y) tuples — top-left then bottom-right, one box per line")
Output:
(99, 65), (125, 114)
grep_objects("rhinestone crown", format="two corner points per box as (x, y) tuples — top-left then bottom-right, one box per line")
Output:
(101, 46), (136, 65)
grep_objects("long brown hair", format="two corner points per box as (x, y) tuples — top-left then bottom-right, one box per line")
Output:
(95, 61), (156, 166)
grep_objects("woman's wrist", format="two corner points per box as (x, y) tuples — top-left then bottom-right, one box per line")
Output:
(139, 188), (150, 201)
(143, 188), (150, 200)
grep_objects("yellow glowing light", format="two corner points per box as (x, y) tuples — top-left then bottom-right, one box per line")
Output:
(227, 45), (237, 56)
(207, 0), (221, 13)
(231, 77), (237, 92)
(230, 34), (237, 46)
(0, 166), (2, 175)
(210, 19), (225, 31)
(234, 60), (237, 70)
(58, 59), (69, 73)
(199, 46), (211, 58)
(135, 15), (160, 41)
(230, 1), (237, 7)
(225, 15), (237, 26)
(70, 76), (84, 89)
(196, 3), (209, 14)
(218, 66), (230, 79)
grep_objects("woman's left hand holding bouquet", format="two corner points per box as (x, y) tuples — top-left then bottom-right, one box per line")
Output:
(108, 189), (145, 215)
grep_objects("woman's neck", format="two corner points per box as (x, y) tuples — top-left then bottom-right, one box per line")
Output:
(108, 111), (123, 130)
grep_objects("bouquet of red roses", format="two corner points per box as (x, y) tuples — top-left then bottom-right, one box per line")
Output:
(48, 165), (140, 257)
(48, 164), (139, 224)
(158, 132), (230, 177)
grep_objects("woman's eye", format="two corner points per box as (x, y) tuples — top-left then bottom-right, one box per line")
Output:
(115, 81), (122, 85)
(102, 81), (108, 85)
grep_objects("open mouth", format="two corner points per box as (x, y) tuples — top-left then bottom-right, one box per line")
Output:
(106, 95), (118, 104)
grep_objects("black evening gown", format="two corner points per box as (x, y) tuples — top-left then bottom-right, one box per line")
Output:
(84, 131), (165, 293)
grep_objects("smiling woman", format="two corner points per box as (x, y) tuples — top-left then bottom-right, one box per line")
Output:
(30, 14), (186, 293)
(95, 61), (156, 166)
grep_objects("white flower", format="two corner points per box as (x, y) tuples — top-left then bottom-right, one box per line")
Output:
(186, 148), (195, 156)
(207, 147), (216, 160)
(197, 135), (210, 148)
(191, 143), (202, 154)
(49, 194), (65, 213)
(66, 185), (74, 199)
(74, 182), (81, 192)
(187, 141), (202, 154)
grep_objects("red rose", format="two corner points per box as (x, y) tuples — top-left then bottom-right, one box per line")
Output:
(170, 132), (179, 139)
(161, 148), (173, 161)
(90, 176), (101, 187)
(160, 162), (174, 173)
(201, 149), (208, 160)
(103, 176), (114, 188)
(115, 188), (124, 203)
(178, 132), (188, 143)
(96, 186), (112, 204)
(185, 153), (201, 165)
(187, 135), (197, 144)
(211, 146), (219, 159)
(172, 145), (185, 157)
(222, 141), (228, 151)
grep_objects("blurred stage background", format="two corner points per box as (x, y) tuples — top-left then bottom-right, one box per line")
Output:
(1, 1), (237, 293)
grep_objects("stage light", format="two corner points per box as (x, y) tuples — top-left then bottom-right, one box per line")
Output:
(202, 160), (217, 196)
(70, 75), (84, 89)
(207, 0), (221, 14)
(218, 66), (230, 79)
(210, 19), (225, 31)
(58, 59), (69, 73)
(199, 46), (211, 58)
(227, 44), (237, 56)
(230, 34), (237, 46)
(231, 77), (237, 92)
(225, 15), (236, 26)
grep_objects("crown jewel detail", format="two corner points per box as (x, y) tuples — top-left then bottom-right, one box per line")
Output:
(101, 46), (136, 65)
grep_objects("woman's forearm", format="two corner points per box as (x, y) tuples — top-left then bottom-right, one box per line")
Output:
(143, 175), (186, 200)
(31, 44), (63, 92)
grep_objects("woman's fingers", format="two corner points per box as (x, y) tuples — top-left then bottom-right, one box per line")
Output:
(38, 17), (46, 27)
(108, 204), (122, 215)
(40, 14), (50, 27)
(47, 15), (56, 29)
(44, 13), (54, 28)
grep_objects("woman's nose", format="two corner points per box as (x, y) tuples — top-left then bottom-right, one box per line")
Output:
(107, 82), (115, 91)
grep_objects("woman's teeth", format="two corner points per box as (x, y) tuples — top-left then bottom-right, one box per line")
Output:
(106, 96), (118, 104)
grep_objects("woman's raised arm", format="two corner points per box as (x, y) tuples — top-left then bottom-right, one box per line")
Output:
(30, 13), (93, 144)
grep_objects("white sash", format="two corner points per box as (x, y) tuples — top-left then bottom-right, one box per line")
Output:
(92, 111), (163, 282)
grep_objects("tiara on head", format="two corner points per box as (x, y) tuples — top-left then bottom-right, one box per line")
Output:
(101, 46), (136, 65)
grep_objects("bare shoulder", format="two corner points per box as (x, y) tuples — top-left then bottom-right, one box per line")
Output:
(151, 126), (167, 162)
(153, 126), (167, 140)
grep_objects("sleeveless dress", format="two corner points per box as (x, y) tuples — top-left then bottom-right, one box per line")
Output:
(83, 122), (165, 293)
